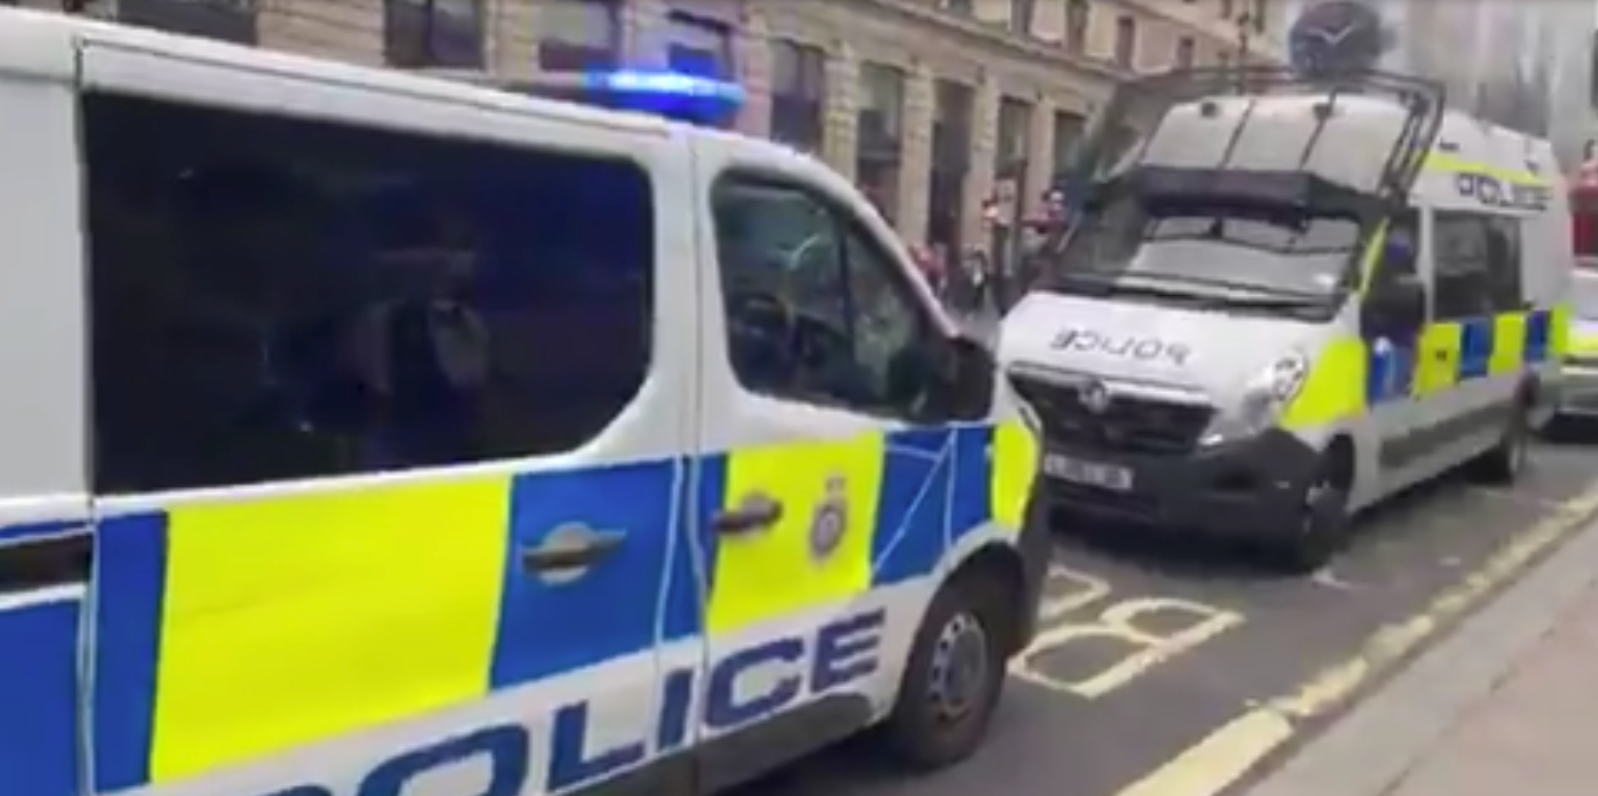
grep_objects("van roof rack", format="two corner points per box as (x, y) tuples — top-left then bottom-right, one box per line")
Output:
(1059, 65), (1445, 207)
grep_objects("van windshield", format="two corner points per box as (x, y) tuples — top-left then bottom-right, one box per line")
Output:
(1046, 196), (1362, 301)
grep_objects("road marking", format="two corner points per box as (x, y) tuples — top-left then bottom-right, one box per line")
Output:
(1013, 565), (1243, 697)
(1111, 481), (1598, 796)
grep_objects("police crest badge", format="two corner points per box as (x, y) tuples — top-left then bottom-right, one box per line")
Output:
(809, 474), (849, 560)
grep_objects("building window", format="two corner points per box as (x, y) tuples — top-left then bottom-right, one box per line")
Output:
(1114, 15), (1137, 69)
(940, 0), (974, 14)
(857, 63), (905, 222)
(1052, 110), (1085, 181)
(119, 0), (258, 45)
(770, 39), (826, 153)
(82, 92), (654, 493)
(1176, 36), (1196, 69)
(929, 80), (972, 258)
(1251, 0), (1266, 32)
(1066, 0), (1090, 53)
(384, 0), (483, 68)
(1009, 0), (1036, 35)
(1220, 0), (1234, 19)
(538, 0), (622, 71)
(667, 11), (733, 79)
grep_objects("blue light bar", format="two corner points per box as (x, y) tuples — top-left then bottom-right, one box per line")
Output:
(569, 69), (746, 128)
(582, 69), (747, 104)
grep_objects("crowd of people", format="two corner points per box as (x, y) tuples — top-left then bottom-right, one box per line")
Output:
(905, 188), (1072, 323)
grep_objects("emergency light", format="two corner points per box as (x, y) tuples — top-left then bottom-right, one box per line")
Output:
(570, 69), (746, 128)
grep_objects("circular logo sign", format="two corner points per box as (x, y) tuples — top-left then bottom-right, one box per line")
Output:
(810, 475), (849, 560)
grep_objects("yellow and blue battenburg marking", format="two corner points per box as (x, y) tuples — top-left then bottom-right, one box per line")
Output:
(1364, 308), (1560, 405)
(0, 585), (83, 796)
(86, 421), (1035, 792)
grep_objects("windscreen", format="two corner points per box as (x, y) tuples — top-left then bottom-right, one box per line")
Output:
(1062, 68), (1444, 204)
(1050, 195), (1361, 298)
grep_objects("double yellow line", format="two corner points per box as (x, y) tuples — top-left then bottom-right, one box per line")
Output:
(1114, 483), (1598, 796)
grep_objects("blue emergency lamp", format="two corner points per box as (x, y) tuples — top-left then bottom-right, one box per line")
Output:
(572, 69), (746, 128)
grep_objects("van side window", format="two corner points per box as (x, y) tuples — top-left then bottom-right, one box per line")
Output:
(84, 93), (654, 494)
(1430, 212), (1494, 320)
(1483, 217), (1524, 312)
(712, 176), (929, 419)
(1369, 210), (1419, 292)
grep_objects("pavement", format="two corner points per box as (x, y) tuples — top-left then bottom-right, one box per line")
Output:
(1244, 472), (1598, 796)
(730, 438), (1598, 796)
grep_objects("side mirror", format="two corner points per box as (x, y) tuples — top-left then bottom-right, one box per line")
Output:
(940, 335), (997, 420)
(1362, 274), (1426, 338)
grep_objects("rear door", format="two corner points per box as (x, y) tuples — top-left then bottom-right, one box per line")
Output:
(0, 44), (91, 796)
(79, 42), (696, 795)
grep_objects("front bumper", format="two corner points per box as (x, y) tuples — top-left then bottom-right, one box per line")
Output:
(1036, 429), (1322, 538)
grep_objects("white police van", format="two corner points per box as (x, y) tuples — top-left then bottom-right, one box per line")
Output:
(1000, 65), (1571, 570)
(0, 8), (1047, 796)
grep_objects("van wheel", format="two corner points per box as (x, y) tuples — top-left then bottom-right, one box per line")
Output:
(1266, 450), (1351, 574)
(1471, 403), (1531, 484)
(878, 568), (1011, 771)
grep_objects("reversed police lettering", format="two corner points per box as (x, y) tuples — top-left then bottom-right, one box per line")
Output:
(254, 610), (887, 796)
(1454, 172), (1549, 211)
(1052, 327), (1191, 367)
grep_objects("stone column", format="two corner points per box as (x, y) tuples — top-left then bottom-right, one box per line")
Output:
(894, 62), (934, 245)
(1025, 94), (1057, 217)
(736, 7), (773, 139)
(961, 72), (999, 252)
(821, 39), (859, 181)
(257, 0), (384, 66)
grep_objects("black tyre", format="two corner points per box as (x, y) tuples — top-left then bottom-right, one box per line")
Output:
(1470, 402), (1531, 484)
(1265, 450), (1352, 574)
(878, 567), (1013, 771)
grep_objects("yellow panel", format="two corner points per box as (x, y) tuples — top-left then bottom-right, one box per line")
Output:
(1490, 313), (1527, 374)
(708, 435), (884, 634)
(1412, 322), (1461, 397)
(989, 420), (1039, 531)
(1551, 303), (1572, 359)
(149, 476), (511, 781)
(1282, 337), (1367, 430)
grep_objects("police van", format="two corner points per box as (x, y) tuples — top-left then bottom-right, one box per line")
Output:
(1000, 66), (1570, 570)
(0, 9), (1048, 796)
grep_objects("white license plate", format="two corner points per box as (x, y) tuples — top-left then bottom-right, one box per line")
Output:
(1043, 454), (1134, 491)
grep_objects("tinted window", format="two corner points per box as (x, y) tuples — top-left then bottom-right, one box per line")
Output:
(712, 177), (931, 419)
(85, 93), (653, 494)
(1482, 216), (1523, 312)
(1431, 212), (1493, 320)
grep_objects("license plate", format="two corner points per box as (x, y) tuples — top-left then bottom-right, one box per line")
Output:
(1042, 454), (1134, 491)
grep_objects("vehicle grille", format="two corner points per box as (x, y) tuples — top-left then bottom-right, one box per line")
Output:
(1012, 375), (1213, 455)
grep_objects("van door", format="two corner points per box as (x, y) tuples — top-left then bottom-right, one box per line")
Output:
(78, 43), (696, 795)
(0, 55), (92, 796)
(686, 149), (955, 790)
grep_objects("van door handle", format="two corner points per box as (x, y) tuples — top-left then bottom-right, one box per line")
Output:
(519, 528), (625, 574)
(0, 529), (91, 594)
(712, 494), (783, 536)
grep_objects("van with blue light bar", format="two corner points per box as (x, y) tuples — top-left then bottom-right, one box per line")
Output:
(0, 8), (1050, 796)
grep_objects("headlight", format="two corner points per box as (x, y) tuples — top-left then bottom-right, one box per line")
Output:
(1200, 351), (1310, 446)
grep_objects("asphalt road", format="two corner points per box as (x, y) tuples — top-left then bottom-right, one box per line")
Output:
(733, 439), (1598, 796)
